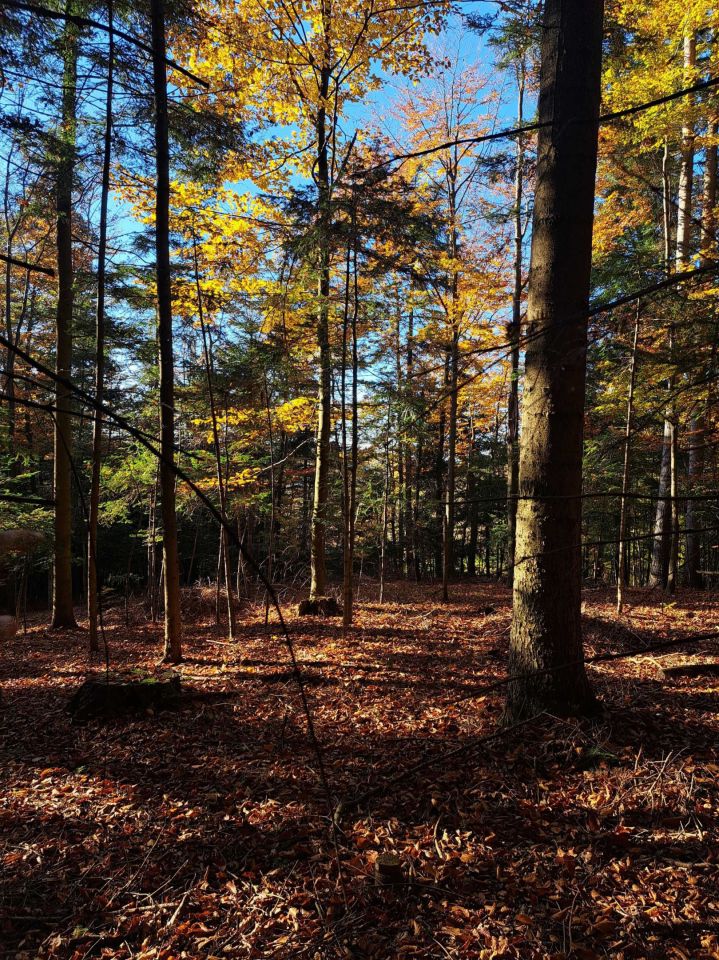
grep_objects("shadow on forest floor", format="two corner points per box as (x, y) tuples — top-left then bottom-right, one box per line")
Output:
(2, 583), (719, 958)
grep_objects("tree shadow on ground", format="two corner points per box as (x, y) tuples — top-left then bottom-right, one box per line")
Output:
(2, 604), (719, 959)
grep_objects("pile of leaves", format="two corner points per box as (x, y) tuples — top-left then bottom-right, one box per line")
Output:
(1, 582), (718, 959)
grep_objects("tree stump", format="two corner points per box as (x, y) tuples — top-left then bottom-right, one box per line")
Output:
(374, 852), (404, 886)
(68, 672), (181, 722)
(297, 596), (342, 617)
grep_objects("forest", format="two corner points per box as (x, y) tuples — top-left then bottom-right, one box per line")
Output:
(2, 0), (719, 957)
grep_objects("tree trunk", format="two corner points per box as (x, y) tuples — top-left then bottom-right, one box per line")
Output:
(310, 60), (332, 600)
(649, 142), (676, 588)
(151, 0), (182, 663)
(379, 407), (391, 605)
(667, 416), (680, 594)
(442, 323), (458, 601)
(686, 117), (716, 587)
(506, 0), (604, 721)
(648, 418), (673, 587)
(88, 0), (114, 652)
(442, 184), (460, 602)
(51, 0), (79, 630)
(666, 34), (695, 594)
(617, 307), (640, 614)
(404, 291), (415, 578)
(194, 234), (236, 639)
(434, 358), (448, 578)
(341, 210), (359, 628)
(506, 58), (525, 587)
(467, 428), (478, 577)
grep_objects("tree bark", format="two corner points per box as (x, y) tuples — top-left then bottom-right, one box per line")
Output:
(51, 0), (79, 630)
(88, 0), (114, 651)
(506, 0), (604, 720)
(151, 0), (182, 662)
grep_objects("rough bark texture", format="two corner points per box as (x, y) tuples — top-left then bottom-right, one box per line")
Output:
(51, 1), (79, 630)
(506, 0), (604, 721)
(151, 0), (182, 663)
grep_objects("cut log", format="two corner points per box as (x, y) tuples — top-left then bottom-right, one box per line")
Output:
(297, 596), (342, 617)
(68, 672), (181, 722)
(659, 661), (719, 680)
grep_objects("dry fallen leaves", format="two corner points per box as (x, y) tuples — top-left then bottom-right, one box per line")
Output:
(0, 582), (718, 958)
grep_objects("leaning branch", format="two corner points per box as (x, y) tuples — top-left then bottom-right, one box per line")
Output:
(0, 252), (54, 276)
(0, 0), (210, 89)
(359, 73), (719, 176)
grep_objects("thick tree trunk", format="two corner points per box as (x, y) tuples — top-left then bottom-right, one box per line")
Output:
(506, 0), (604, 721)
(51, 0), (79, 630)
(151, 0), (182, 663)
(88, 0), (114, 652)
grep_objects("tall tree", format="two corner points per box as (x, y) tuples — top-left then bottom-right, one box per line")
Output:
(51, 0), (79, 630)
(88, 0), (114, 652)
(151, 0), (182, 662)
(506, 0), (604, 720)
(685, 114), (716, 587)
(506, 56), (527, 586)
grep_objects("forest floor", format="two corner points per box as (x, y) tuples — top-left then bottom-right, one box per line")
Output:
(2, 581), (719, 960)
